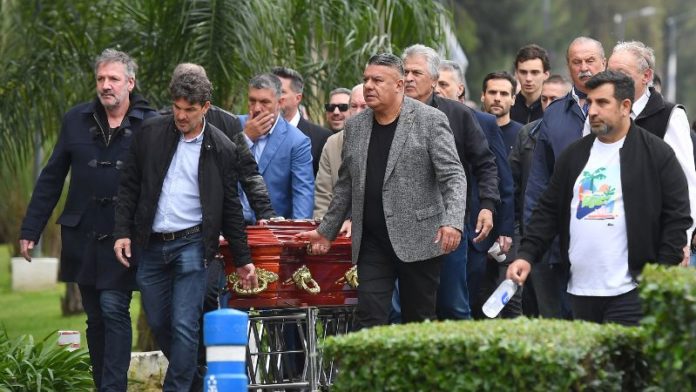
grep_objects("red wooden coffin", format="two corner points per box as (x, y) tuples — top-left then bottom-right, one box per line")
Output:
(219, 227), (285, 308)
(220, 220), (357, 309)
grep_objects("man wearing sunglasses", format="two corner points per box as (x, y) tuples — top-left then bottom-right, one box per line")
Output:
(325, 88), (352, 133)
(314, 85), (365, 219)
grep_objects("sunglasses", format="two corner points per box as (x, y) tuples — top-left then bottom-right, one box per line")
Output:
(324, 103), (349, 112)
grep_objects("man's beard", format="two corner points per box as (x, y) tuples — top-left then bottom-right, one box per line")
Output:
(488, 106), (507, 118)
(99, 92), (121, 110)
(590, 123), (611, 137)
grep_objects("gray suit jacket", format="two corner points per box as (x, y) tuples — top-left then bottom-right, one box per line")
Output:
(317, 96), (467, 263)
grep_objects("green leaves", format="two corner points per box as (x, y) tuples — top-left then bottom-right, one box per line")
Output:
(0, 329), (92, 391)
(324, 318), (646, 391)
(640, 264), (696, 388)
(323, 266), (696, 390)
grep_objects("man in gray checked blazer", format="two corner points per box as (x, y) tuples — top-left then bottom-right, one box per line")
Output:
(298, 53), (467, 329)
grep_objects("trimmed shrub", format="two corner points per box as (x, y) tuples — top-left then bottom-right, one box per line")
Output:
(324, 318), (646, 391)
(640, 264), (696, 388)
(0, 329), (92, 391)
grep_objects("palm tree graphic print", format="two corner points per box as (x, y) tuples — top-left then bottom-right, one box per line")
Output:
(576, 167), (617, 220)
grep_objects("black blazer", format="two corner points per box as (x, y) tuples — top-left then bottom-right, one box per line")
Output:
(297, 117), (332, 175)
(428, 95), (500, 212)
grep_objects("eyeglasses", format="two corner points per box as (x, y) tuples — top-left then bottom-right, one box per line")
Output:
(324, 103), (349, 112)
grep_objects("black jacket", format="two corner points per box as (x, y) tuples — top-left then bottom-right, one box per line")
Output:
(469, 109), (516, 250)
(428, 94), (500, 215)
(297, 116), (331, 175)
(21, 94), (158, 289)
(114, 115), (252, 267)
(509, 118), (542, 232)
(518, 123), (691, 277)
(205, 106), (275, 220)
(510, 91), (543, 125)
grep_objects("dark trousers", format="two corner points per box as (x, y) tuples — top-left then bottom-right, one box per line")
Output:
(528, 241), (572, 319)
(356, 237), (441, 329)
(528, 261), (571, 318)
(514, 230), (539, 317)
(569, 288), (642, 326)
(79, 285), (133, 392)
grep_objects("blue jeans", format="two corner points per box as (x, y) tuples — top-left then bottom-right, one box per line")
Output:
(137, 232), (207, 392)
(436, 231), (471, 320)
(80, 285), (132, 392)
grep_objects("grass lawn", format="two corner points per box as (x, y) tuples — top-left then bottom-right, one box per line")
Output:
(0, 244), (141, 348)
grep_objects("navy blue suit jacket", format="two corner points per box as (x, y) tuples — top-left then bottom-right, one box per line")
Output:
(524, 93), (585, 225)
(20, 95), (157, 289)
(468, 110), (515, 252)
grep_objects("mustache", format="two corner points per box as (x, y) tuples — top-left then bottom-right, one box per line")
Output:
(578, 71), (593, 79)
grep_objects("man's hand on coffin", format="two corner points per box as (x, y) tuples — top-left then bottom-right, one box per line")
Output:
(236, 263), (258, 290)
(295, 229), (332, 255)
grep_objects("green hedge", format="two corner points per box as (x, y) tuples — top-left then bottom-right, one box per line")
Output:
(324, 318), (646, 391)
(640, 264), (696, 389)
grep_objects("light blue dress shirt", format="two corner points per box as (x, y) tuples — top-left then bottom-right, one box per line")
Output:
(151, 121), (205, 233)
(240, 114), (280, 222)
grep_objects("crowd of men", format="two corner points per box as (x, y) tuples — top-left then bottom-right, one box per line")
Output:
(17, 34), (696, 391)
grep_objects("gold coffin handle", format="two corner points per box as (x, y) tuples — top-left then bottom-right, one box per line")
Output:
(335, 265), (358, 288)
(228, 268), (278, 296)
(284, 265), (320, 295)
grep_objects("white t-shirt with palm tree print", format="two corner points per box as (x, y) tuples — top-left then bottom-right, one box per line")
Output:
(568, 136), (636, 296)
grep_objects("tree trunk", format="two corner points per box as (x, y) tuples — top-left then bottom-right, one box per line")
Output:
(61, 282), (84, 315)
(137, 297), (158, 351)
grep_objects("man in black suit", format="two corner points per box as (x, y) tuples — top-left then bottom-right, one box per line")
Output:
(272, 66), (331, 174)
(401, 44), (506, 321)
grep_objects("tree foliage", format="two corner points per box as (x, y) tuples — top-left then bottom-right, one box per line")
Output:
(451, 0), (695, 114)
(0, 0), (448, 248)
(0, 0), (448, 173)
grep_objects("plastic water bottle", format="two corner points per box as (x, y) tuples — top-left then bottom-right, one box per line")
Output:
(482, 279), (518, 318)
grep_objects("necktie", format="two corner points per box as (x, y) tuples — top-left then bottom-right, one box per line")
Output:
(250, 142), (260, 163)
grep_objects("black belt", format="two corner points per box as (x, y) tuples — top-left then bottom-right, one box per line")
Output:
(150, 225), (202, 242)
